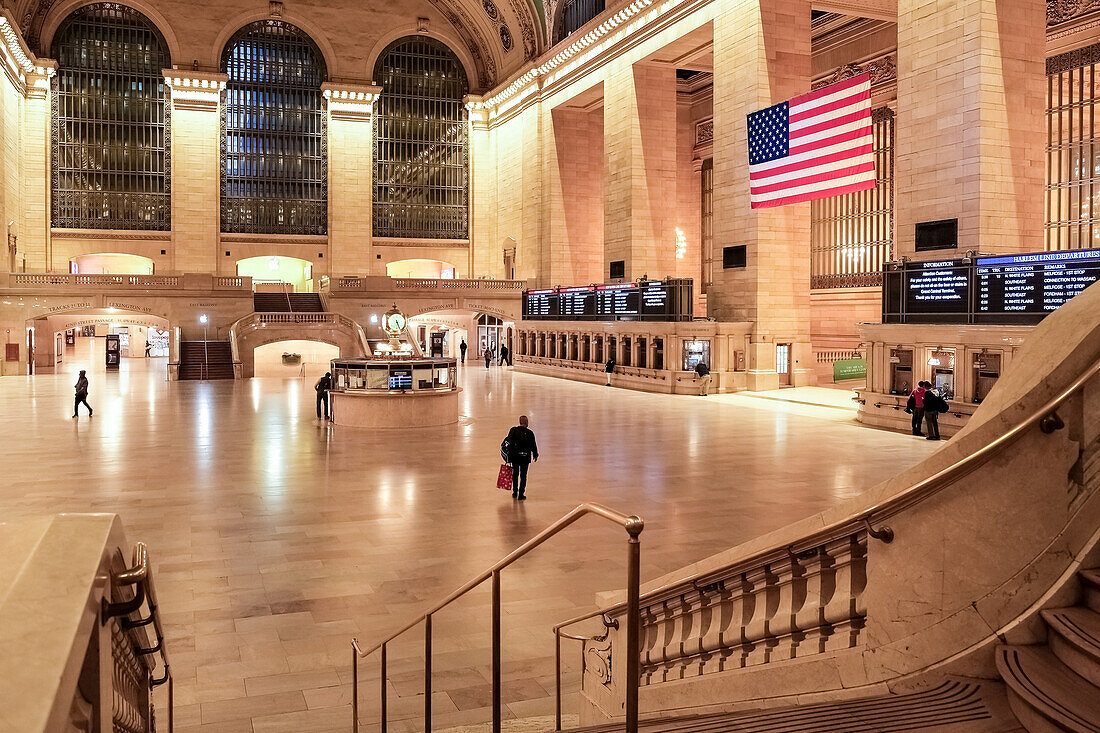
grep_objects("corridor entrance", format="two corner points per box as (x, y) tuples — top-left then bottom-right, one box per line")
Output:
(27, 311), (171, 376)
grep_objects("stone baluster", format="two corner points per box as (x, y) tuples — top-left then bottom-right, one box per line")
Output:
(768, 555), (808, 662)
(821, 533), (868, 651)
(793, 546), (831, 655)
(741, 564), (778, 666)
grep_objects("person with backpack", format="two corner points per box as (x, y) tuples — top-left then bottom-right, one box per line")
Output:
(315, 371), (332, 420)
(73, 370), (92, 418)
(923, 382), (947, 441)
(502, 415), (539, 500)
(694, 360), (712, 396)
(905, 381), (928, 436)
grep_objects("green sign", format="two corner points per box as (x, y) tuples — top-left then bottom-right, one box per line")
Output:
(833, 357), (867, 382)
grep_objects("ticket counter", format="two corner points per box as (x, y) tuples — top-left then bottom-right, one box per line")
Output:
(328, 358), (460, 428)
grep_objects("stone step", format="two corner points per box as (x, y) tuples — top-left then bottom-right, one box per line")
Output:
(996, 645), (1100, 733)
(1081, 569), (1100, 614)
(1042, 607), (1100, 688)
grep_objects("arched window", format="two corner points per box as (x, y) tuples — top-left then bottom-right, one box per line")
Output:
(554, 0), (605, 44)
(51, 3), (171, 230)
(221, 20), (327, 235)
(373, 37), (469, 240)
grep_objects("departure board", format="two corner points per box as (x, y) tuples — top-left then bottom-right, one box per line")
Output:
(522, 278), (693, 321)
(975, 248), (1100, 323)
(903, 259), (971, 320)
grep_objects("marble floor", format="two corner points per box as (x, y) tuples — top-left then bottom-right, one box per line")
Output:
(0, 338), (939, 732)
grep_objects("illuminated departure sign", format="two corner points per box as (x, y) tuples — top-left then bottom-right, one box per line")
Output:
(522, 278), (693, 322)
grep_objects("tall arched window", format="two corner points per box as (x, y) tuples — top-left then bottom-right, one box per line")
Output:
(52, 3), (171, 230)
(554, 0), (605, 44)
(373, 37), (469, 240)
(221, 20), (327, 235)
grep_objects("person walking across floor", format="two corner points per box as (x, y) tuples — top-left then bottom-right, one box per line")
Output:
(694, 360), (712, 396)
(923, 383), (946, 441)
(460, 339), (467, 364)
(73, 370), (93, 418)
(605, 355), (615, 386)
(503, 415), (539, 500)
(484, 346), (492, 369)
(905, 381), (928, 436)
(315, 371), (332, 420)
(499, 344), (510, 366)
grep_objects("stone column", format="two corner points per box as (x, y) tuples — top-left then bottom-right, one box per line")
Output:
(895, 0), (1046, 257)
(165, 72), (226, 275)
(708, 0), (813, 389)
(604, 61), (678, 282)
(22, 67), (52, 272)
(325, 83), (381, 277)
(467, 95), (494, 278)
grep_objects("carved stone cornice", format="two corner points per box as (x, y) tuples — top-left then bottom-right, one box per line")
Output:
(813, 54), (897, 91)
(1047, 40), (1100, 73)
(51, 229), (172, 241)
(322, 82), (381, 121)
(1048, 0), (1100, 25)
(164, 71), (227, 111)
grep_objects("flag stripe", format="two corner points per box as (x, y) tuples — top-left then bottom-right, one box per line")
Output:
(749, 146), (874, 186)
(788, 88), (870, 125)
(789, 109), (870, 139)
(751, 169), (878, 205)
(751, 159), (875, 196)
(751, 178), (877, 209)
(748, 128), (870, 174)
(789, 125), (872, 157)
(790, 74), (868, 108)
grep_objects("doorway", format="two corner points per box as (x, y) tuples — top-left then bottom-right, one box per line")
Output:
(777, 343), (792, 387)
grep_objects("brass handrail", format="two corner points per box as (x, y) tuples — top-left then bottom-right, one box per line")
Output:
(351, 503), (644, 733)
(550, 353), (1100, 714)
(102, 542), (173, 733)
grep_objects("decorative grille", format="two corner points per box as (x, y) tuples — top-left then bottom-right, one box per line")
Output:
(372, 37), (469, 240)
(221, 20), (327, 235)
(51, 3), (171, 230)
(810, 107), (894, 289)
(700, 158), (713, 293)
(554, 0), (605, 43)
(1046, 44), (1100, 251)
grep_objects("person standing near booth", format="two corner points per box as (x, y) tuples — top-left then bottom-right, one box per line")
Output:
(905, 381), (928, 436)
(315, 371), (332, 420)
(694, 360), (712, 396)
(73, 370), (92, 418)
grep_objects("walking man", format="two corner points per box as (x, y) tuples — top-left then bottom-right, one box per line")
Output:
(460, 339), (467, 364)
(73, 370), (93, 418)
(499, 344), (510, 366)
(504, 415), (539, 500)
(484, 346), (492, 369)
(315, 371), (332, 420)
(694, 360), (712, 396)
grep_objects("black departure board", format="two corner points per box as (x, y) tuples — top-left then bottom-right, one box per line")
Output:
(522, 278), (693, 322)
(975, 248), (1100, 323)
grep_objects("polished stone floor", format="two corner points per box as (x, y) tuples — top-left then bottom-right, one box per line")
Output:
(0, 339), (938, 732)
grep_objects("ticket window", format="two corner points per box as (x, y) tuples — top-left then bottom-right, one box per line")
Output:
(972, 351), (1002, 404)
(653, 339), (664, 370)
(889, 347), (914, 395)
(637, 337), (647, 369)
(609, 337), (617, 363)
(682, 340), (710, 371)
(622, 337), (632, 367)
(928, 349), (956, 401)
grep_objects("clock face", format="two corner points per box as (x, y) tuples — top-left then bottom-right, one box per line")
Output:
(386, 313), (406, 333)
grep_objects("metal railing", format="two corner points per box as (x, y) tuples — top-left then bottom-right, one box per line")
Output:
(550, 353), (1100, 714)
(102, 542), (173, 733)
(351, 503), (644, 733)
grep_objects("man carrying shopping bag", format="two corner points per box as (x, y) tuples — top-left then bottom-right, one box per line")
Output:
(500, 415), (539, 500)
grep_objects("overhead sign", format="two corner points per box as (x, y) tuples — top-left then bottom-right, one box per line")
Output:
(522, 278), (693, 322)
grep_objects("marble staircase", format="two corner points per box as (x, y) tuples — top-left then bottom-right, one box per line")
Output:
(253, 291), (325, 312)
(996, 568), (1100, 732)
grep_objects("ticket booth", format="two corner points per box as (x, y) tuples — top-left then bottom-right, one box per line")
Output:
(105, 334), (121, 370)
(889, 347), (914, 395)
(682, 339), (710, 370)
(928, 348), (956, 400)
(972, 351), (1002, 403)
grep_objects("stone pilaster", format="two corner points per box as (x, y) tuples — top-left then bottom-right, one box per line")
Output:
(708, 0), (814, 389)
(165, 71), (226, 274)
(895, 0), (1046, 258)
(22, 68), (51, 272)
(325, 82), (381, 276)
(604, 61), (678, 282)
(467, 95), (494, 279)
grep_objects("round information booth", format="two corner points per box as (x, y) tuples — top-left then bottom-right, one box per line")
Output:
(329, 358), (460, 428)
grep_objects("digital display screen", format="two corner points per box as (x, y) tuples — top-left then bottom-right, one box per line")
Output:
(903, 259), (971, 320)
(976, 248), (1100, 322)
(522, 279), (693, 322)
(389, 368), (412, 390)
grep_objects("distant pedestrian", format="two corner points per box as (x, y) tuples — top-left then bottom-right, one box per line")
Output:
(694, 360), (712, 396)
(73, 370), (93, 418)
(604, 356), (615, 386)
(503, 415), (539, 500)
(905, 381), (928, 436)
(484, 347), (492, 369)
(499, 345), (510, 366)
(315, 371), (332, 420)
(460, 339), (467, 364)
(923, 383), (946, 441)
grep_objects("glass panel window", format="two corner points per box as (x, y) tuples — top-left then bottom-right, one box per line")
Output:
(51, 3), (171, 230)
(554, 0), (605, 44)
(810, 107), (894, 288)
(221, 20), (327, 235)
(373, 37), (469, 240)
(1046, 46), (1100, 251)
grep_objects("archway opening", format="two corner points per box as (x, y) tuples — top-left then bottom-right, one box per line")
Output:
(29, 310), (171, 377)
(70, 253), (154, 275)
(236, 256), (313, 293)
(254, 340), (338, 379)
(386, 259), (456, 279)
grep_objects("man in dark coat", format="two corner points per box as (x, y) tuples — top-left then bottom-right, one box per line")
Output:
(73, 370), (93, 418)
(315, 371), (332, 420)
(504, 415), (539, 500)
(460, 339), (467, 364)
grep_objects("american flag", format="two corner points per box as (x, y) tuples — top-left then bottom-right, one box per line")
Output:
(747, 73), (875, 209)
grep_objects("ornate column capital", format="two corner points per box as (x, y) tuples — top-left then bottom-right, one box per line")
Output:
(465, 94), (491, 130)
(164, 71), (228, 111)
(323, 82), (382, 121)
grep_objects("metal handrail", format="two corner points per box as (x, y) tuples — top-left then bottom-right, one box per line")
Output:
(102, 542), (173, 733)
(351, 503), (644, 733)
(550, 353), (1100, 705)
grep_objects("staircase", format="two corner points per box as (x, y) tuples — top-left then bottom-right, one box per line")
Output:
(252, 292), (323, 312)
(996, 567), (1100, 732)
(178, 341), (235, 380)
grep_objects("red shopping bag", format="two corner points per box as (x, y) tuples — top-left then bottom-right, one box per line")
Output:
(496, 464), (513, 490)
